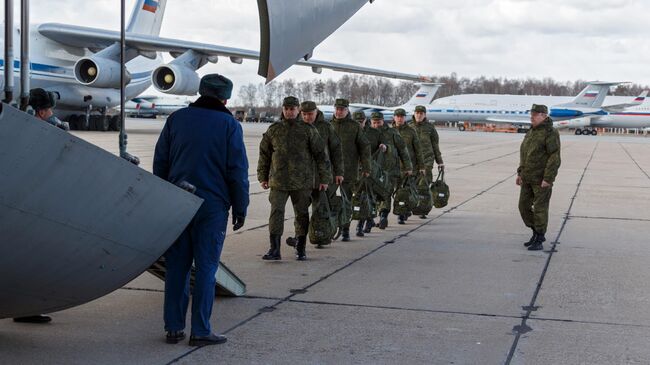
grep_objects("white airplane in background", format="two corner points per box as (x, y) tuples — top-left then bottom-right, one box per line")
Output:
(427, 82), (625, 128)
(0, 0), (425, 131)
(318, 83), (443, 120)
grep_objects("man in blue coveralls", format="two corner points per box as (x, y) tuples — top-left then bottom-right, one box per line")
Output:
(153, 74), (249, 346)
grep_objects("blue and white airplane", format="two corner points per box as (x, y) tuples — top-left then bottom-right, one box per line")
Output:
(0, 0), (425, 130)
(421, 82), (650, 135)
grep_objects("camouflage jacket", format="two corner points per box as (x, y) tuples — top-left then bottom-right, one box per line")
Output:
(412, 117), (443, 166)
(332, 115), (371, 182)
(518, 118), (561, 184)
(258, 117), (332, 190)
(395, 123), (425, 171)
(371, 124), (412, 177)
(313, 111), (344, 185)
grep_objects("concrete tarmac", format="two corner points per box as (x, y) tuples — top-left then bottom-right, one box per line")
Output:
(1, 119), (649, 365)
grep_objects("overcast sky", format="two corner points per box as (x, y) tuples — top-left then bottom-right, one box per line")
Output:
(5, 0), (649, 97)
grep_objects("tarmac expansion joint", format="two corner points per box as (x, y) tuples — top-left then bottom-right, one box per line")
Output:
(289, 289), (308, 294)
(512, 323), (533, 335)
(258, 306), (276, 313)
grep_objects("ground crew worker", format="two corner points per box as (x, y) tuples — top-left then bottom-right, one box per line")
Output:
(516, 104), (561, 251)
(393, 108), (425, 224)
(12, 88), (71, 325)
(258, 97), (331, 260)
(154, 74), (250, 346)
(285, 101), (344, 249)
(412, 105), (445, 218)
(370, 112), (412, 229)
(28, 88), (69, 131)
(331, 99), (371, 241)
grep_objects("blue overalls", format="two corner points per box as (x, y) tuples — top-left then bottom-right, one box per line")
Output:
(153, 97), (249, 336)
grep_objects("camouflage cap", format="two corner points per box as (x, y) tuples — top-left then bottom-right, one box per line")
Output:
(414, 105), (427, 113)
(531, 104), (548, 114)
(334, 98), (349, 108)
(300, 101), (317, 112)
(370, 112), (384, 120)
(283, 96), (300, 107)
(352, 111), (366, 121)
(394, 108), (407, 116)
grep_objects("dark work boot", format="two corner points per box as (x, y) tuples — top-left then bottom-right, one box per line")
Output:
(262, 234), (282, 260)
(523, 230), (538, 247)
(378, 211), (389, 230)
(296, 236), (307, 261)
(342, 228), (351, 242)
(189, 333), (227, 346)
(398, 215), (406, 225)
(356, 221), (365, 237)
(528, 233), (546, 251)
(165, 330), (186, 344)
(286, 236), (297, 247)
(419, 214), (427, 219)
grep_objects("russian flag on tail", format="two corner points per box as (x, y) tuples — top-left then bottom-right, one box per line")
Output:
(142, 0), (159, 13)
(416, 93), (428, 98)
(584, 91), (598, 98)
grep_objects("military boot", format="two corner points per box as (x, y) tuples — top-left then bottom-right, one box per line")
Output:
(378, 210), (389, 230)
(295, 236), (307, 261)
(342, 227), (351, 242)
(419, 214), (427, 219)
(523, 230), (538, 247)
(356, 221), (365, 237)
(398, 215), (406, 225)
(262, 234), (282, 260)
(527, 233), (546, 251)
(363, 218), (375, 233)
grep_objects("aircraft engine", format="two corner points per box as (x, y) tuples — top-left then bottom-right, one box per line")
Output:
(151, 64), (200, 96)
(74, 56), (131, 88)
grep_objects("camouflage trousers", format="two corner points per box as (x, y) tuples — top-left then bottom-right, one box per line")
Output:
(518, 181), (553, 235)
(269, 189), (312, 236)
(424, 165), (434, 184)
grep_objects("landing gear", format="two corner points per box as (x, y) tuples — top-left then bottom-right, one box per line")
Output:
(66, 108), (122, 132)
(574, 128), (598, 136)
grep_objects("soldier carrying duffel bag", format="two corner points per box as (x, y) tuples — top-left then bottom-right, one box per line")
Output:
(431, 170), (450, 209)
(352, 177), (377, 237)
(393, 175), (419, 224)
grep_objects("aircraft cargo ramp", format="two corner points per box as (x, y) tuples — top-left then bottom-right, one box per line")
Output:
(0, 104), (203, 318)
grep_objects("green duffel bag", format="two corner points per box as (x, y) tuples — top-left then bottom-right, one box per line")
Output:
(393, 176), (418, 215)
(411, 174), (433, 216)
(431, 170), (450, 208)
(330, 187), (352, 240)
(309, 191), (337, 246)
(369, 150), (393, 202)
(351, 178), (374, 221)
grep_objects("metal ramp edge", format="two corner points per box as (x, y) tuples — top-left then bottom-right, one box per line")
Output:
(147, 258), (246, 297)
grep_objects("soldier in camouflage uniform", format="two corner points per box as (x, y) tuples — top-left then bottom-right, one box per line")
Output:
(393, 108), (425, 224)
(284, 101), (345, 249)
(331, 99), (371, 241)
(352, 111), (375, 236)
(369, 112), (413, 229)
(517, 104), (561, 251)
(412, 105), (445, 218)
(257, 96), (332, 260)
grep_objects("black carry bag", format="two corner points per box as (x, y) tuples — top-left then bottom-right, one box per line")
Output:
(308, 190), (338, 246)
(393, 176), (419, 216)
(369, 150), (393, 202)
(431, 170), (450, 208)
(351, 178), (374, 221)
(411, 174), (434, 215)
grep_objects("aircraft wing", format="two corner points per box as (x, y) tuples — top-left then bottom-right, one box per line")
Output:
(602, 91), (649, 112)
(38, 23), (427, 83)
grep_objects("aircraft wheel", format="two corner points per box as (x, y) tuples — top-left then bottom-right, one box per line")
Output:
(97, 115), (110, 132)
(575, 129), (582, 135)
(591, 129), (598, 136)
(109, 116), (121, 131)
(66, 115), (79, 130)
(458, 125), (466, 131)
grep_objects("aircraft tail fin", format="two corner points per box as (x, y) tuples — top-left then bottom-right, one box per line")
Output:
(127, 0), (167, 36)
(602, 90), (648, 112)
(558, 81), (626, 109)
(403, 83), (444, 107)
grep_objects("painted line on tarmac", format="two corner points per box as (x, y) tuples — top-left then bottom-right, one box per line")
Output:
(569, 215), (650, 222)
(619, 143), (650, 180)
(504, 142), (599, 365)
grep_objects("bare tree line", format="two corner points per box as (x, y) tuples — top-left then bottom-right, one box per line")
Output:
(236, 73), (649, 109)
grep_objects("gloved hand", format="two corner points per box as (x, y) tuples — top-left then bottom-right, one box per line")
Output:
(232, 215), (245, 231)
